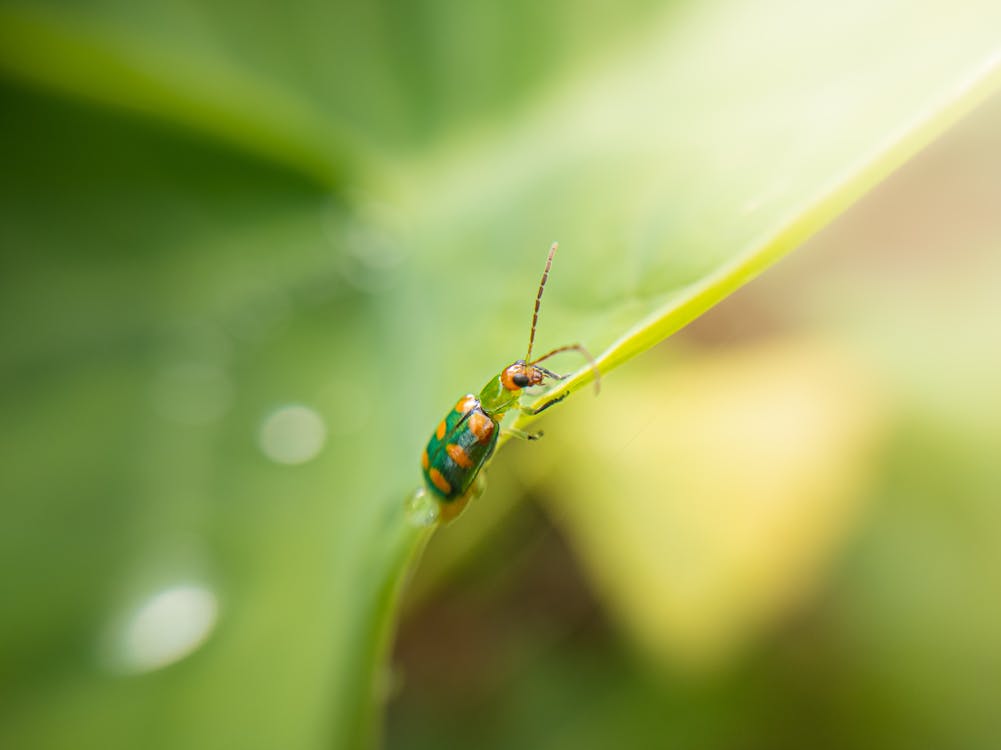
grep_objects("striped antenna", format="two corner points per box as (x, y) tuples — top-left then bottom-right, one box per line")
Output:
(526, 242), (558, 362)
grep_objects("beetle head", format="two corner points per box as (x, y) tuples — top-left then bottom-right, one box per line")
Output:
(500, 360), (546, 391)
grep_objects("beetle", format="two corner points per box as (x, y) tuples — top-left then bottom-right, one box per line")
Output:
(420, 242), (600, 521)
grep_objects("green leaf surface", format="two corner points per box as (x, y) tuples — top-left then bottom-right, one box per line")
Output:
(2, 0), (1000, 747)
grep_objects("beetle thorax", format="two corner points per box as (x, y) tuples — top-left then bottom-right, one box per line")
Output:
(477, 360), (540, 417)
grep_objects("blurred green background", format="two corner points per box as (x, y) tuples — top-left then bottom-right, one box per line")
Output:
(2, 0), (1000, 748)
(391, 90), (1001, 749)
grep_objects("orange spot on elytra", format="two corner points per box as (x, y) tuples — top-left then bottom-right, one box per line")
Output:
(429, 468), (452, 495)
(421, 449), (429, 470)
(447, 443), (473, 469)
(436, 420), (446, 440)
(468, 412), (494, 443)
(455, 395), (477, 414)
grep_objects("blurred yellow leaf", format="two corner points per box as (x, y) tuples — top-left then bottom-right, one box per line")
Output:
(545, 340), (888, 669)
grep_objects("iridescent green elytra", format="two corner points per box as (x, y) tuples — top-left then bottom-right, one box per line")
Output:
(420, 242), (600, 521)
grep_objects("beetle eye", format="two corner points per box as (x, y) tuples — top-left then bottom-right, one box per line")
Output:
(512, 373), (530, 387)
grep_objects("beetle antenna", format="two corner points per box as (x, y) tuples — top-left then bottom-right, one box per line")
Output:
(530, 343), (601, 395)
(526, 242), (558, 363)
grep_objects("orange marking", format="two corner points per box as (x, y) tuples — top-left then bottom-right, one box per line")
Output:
(447, 443), (473, 469)
(455, 394), (478, 414)
(429, 468), (452, 495)
(500, 366), (519, 391)
(438, 493), (471, 522)
(468, 412), (495, 443)
(421, 449), (429, 470)
(436, 420), (447, 440)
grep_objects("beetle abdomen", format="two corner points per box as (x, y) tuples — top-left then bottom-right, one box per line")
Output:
(422, 394), (499, 501)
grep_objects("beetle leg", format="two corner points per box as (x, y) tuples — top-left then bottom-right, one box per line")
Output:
(533, 364), (565, 381)
(522, 391), (568, 416)
(504, 426), (543, 441)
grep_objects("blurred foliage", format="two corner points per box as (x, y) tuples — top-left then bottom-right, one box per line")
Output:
(393, 92), (1001, 749)
(2, 0), (1001, 748)
(543, 339), (888, 669)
